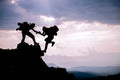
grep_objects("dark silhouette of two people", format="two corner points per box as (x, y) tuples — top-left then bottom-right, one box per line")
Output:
(16, 21), (59, 53)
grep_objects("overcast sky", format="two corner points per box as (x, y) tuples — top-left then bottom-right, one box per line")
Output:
(0, 0), (120, 68)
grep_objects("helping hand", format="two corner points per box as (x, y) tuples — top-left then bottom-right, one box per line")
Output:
(36, 31), (41, 34)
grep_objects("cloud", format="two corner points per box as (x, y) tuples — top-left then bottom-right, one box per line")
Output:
(43, 52), (120, 68)
(39, 15), (56, 26)
(0, 0), (24, 29)
(0, 30), (20, 48)
(0, 0), (120, 29)
(41, 21), (120, 57)
(40, 16), (55, 22)
(17, 0), (120, 24)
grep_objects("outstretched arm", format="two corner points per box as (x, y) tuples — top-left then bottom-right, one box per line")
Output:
(32, 28), (45, 36)
(40, 32), (46, 36)
(32, 28), (38, 34)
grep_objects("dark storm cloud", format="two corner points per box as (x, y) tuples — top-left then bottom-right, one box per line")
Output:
(49, 0), (120, 24)
(17, 0), (120, 24)
(0, 0), (120, 29)
(0, 0), (22, 29)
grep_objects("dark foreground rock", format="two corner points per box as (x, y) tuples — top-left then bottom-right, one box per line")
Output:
(0, 42), (75, 80)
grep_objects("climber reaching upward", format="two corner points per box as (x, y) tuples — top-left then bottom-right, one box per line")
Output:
(37, 25), (59, 53)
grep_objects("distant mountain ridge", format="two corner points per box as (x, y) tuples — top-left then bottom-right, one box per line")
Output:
(47, 63), (58, 67)
(70, 71), (120, 80)
(69, 71), (99, 80)
(68, 66), (120, 75)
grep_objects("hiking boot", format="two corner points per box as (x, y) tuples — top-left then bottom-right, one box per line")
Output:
(51, 42), (55, 47)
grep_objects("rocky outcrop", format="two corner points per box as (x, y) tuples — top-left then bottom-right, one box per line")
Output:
(0, 42), (75, 80)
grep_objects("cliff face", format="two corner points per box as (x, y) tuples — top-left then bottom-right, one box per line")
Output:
(0, 42), (75, 80)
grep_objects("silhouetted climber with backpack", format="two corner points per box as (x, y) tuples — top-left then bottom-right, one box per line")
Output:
(16, 22), (38, 45)
(37, 25), (59, 53)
